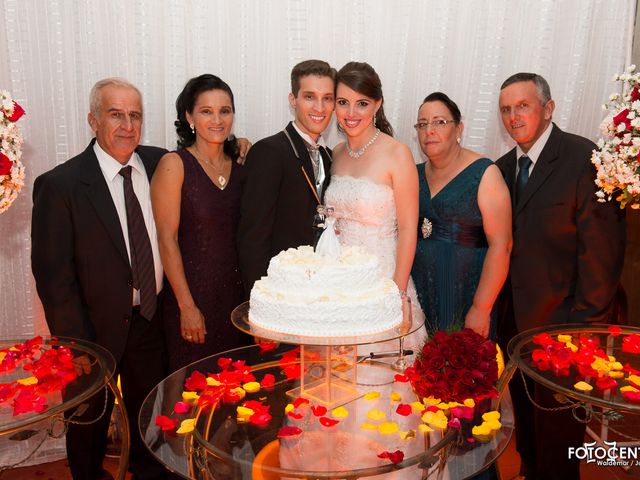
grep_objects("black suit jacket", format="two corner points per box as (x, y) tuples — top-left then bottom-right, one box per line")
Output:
(237, 122), (331, 291)
(31, 139), (167, 362)
(496, 124), (625, 333)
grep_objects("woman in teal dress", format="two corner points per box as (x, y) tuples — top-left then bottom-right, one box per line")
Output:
(411, 92), (512, 338)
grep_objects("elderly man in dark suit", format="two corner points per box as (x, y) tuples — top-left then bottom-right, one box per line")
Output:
(238, 59), (336, 291)
(32, 78), (168, 480)
(496, 73), (626, 480)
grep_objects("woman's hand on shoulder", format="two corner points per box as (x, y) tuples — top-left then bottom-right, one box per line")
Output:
(236, 137), (253, 164)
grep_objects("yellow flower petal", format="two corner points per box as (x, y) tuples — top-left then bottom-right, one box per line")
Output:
(367, 409), (386, 421)
(609, 371), (625, 378)
(418, 424), (434, 433)
(486, 419), (502, 431)
(621, 385), (639, 393)
(206, 377), (222, 386)
(565, 342), (578, 353)
(410, 401), (426, 413)
(378, 422), (399, 435)
(182, 391), (200, 402)
(231, 387), (246, 400)
(574, 381), (593, 392)
(463, 398), (475, 408)
(284, 403), (294, 414)
(482, 411), (501, 422)
(332, 406), (349, 418)
(17, 376), (38, 386)
(242, 381), (260, 393)
(608, 355), (617, 362)
(423, 396), (441, 405)
(360, 422), (378, 430)
(389, 392), (402, 402)
(557, 334), (572, 343)
(364, 391), (381, 401)
(435, 402), (450, 410)
(628, 375), (640, 386)
(236, 406), (254, 423)
(176, 418), (196, 434)
(609, 362), (623, 371)
(472, 423), (492, 436)
(399, 430), (416, 440)
(0, 352), (6, 363)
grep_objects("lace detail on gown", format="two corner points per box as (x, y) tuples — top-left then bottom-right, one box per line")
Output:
(324, 175), (426, 349)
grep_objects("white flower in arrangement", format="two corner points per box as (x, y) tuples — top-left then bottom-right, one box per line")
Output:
(591, 65), (640, 209)
(0, 90), (26, 214)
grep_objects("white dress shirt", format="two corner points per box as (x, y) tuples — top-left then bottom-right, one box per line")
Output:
(292, 121), (327, 197)
(515, 121), (553, 179)
(94, 142), (163, 305)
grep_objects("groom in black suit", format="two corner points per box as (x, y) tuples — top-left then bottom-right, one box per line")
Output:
(496, 73), (626, 480)
(32, 79), (168, 480)
(238, 60), (337, 291)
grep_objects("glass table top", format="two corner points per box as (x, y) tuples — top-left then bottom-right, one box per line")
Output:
(0, 336), (116, 435)
(140, 343), (513, 479)
(231, 301), (425, 347)
(507, 324), (640, 413)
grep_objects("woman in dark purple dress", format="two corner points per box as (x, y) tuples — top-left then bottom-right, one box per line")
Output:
(151, 74), (250, 373)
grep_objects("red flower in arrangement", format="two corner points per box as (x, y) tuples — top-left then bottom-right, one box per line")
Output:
(406, 329), (498, 403)
(184, 371), (208, 391)
(5, 101), (25, 122)
(377, 450), (404, 464)
(217, 357), (233, 370)
(0, 152), (13, 176)
(608, 325), (623, 337)
(258, 341), (278, 353)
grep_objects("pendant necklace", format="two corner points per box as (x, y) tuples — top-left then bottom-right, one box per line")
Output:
(194, 147), (228, 189)
(347, 128), (381, 159)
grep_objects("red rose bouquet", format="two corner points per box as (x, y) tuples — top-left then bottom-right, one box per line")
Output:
(406, 329), (499, 403)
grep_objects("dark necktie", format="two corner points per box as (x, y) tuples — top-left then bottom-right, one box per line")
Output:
(119, 166), (156, 320)
(305, 142), (321, 181)
(516, 155), (532, 203)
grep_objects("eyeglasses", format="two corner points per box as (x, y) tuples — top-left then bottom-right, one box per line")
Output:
(414, 119), (456, 131)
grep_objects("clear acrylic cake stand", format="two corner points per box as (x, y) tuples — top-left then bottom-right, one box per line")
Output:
(231, 300), (423, 407)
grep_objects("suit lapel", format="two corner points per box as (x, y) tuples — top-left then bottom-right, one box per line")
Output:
(79, 140), (130, 265)
(515, 124), (561, 215)
(284, 122), (320, 203)
(319, 146), (332, 201)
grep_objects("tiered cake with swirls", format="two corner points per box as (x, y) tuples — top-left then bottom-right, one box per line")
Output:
(249, 245), (402, 336)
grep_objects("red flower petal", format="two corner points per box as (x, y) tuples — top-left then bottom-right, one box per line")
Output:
(608, 325), (622, 337)
(394, 373), (409, 383)
(319, 417), (339, 427)
(174, 401), (191, 414)
(310, 405), (327, 417)
(277, 426), (302, 437)
(155, 415), (178, 431)
(249, 411), (272, 427)
(287, 411), (304, 420)
(292, 397), (309, 408)
(377, 450), (404, 464)
(217, 357), (233, 370)
(258, 341), (278, 353)
(6, 101), (25, 122)
(395, 404), (411, 416)
(184, 371), (208, 391)
(447, 418), (461, 429)
(283, 364), (301, 380)
(260, 373), (275, 388)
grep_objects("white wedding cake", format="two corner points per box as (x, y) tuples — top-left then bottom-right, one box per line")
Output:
(249, 245), (402, 337)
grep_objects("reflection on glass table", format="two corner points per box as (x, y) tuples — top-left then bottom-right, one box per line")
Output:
(0, 336), (126, 478)
(140, 343), (513, 479)
(507, 324), (640, 413)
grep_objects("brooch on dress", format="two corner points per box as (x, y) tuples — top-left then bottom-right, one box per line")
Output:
(421, 218), (433, 239)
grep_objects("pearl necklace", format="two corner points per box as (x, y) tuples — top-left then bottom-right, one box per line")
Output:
(346, 128), (381, 159)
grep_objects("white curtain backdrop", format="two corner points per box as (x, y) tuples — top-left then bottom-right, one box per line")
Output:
(0, 0), (635, 339)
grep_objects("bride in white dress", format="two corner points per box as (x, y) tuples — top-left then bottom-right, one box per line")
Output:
(324, 62), (427, 354)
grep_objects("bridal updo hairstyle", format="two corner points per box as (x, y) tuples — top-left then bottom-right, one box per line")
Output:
(174, 74), (239, 159)
(336, 61), (394, 137)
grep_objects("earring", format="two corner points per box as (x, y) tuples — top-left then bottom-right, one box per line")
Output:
(456, 137), (461, 144)
(373, 114), (377, 128)
(190, 124), (195, 134)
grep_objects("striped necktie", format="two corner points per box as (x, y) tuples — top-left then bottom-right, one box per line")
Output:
(516, 155), (532, 203)
(119, 166), (156, 320)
